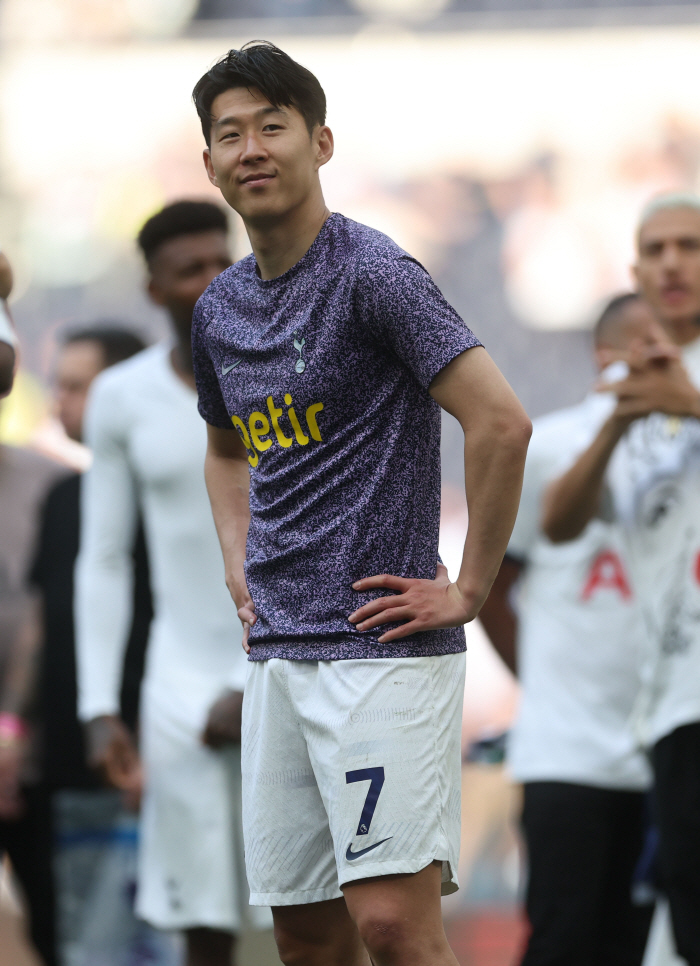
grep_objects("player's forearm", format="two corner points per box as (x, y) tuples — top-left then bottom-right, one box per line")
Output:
(75, 551), (135, 720)
(542, 415), (627, 544)
(204, 448), (250, 607)
(477, 557), (522, 676)
(456, 416), (530, 616)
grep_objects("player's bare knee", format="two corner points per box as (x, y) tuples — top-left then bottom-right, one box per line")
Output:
(354, 908), (410, 962)
(273, 932), (309, 966)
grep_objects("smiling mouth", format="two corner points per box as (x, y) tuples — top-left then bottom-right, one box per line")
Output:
(241, 174), (275, 188)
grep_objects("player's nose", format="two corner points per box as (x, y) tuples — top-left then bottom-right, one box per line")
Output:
(240, 133), (267, 164)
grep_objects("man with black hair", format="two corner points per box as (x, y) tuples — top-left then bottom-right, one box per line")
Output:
(479, 293), (664, 966)
(76, 202), (269, 966)
(190, 42), (531, 966)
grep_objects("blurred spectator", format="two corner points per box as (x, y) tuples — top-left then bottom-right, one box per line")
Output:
(480, 294), (659, 965)
(0, 252), (16, 397)
(75, 201), (269, 966)
(542, 194), (700, 965)
(1, 324), (151, 966)
(0, 407), (69, 965)
(34, 325), (152, 788)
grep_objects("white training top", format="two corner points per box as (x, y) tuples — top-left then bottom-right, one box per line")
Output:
(0, 302), (16, 348)
(507, 389), (651, 791)
(76, 342), (246, 724)
(609, 336), (700, 747)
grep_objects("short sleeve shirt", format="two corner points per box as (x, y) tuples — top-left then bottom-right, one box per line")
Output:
(504, 396), (651, 789)
(192, 213), (481, 661)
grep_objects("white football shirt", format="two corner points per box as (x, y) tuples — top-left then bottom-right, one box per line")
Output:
(609, 335), (700, 746)
(76, 342), (247, 727)
(507, 390), (651, 790)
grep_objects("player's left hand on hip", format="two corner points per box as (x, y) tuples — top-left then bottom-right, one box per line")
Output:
(202, 689), (244, 748)
(349, 563), (475, 642)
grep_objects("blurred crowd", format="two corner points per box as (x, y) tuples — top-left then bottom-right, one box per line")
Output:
(2, 185), (700, 966)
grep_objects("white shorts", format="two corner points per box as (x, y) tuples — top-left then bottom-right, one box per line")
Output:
(136, 677), (272, 932)
(241, 652), (465, 906)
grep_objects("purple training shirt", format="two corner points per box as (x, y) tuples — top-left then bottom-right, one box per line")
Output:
(192, 213), (481, 661)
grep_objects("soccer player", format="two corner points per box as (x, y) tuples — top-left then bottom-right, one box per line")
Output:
(0, 251), (16, 395)
(76, 202), (269, 966)
(544, 194), (700, 965)
(479, 294), (662, 966)
(190, 42), (531, 966)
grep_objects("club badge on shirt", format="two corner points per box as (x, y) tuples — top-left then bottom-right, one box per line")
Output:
(293, 331), (306, 373)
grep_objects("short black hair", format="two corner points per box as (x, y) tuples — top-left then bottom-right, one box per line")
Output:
(137, 200), (228, 264)
(63, 325), (147, 368)
(594, 292), (642, 347)
(192, 41), (326, 147)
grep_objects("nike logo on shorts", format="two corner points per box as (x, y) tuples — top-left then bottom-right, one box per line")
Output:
(345, 836), (393, 861)
(221, 360), (241, 375)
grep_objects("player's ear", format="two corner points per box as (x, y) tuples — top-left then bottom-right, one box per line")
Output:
(147, 276), (166, 308)
(315, 125), (334, 171)
(203, 147), (220, 188)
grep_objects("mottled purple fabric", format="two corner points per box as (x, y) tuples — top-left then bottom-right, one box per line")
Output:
(192, 213), (480, 661)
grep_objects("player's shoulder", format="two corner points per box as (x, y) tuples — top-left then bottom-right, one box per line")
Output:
(331, 214), (415, 274)
(531, 394), (607, 444)
(532, 401), (587, 439)
(90, 342), (163, 400)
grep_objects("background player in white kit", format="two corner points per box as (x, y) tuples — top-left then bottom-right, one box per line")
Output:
(76, 202), (270, 966)
(480, 294), (661, 966)
(545, 195), (700, 965)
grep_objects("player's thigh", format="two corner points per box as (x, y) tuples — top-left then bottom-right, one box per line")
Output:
(294, 653), (465, 893)
(242, 659), (341, 906)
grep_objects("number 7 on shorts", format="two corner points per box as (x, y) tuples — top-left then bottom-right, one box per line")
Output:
(346, 767), (385, 836)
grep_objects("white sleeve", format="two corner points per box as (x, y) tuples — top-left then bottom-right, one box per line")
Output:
(75, 375), (139, 721)
(0, 302), (17, 348)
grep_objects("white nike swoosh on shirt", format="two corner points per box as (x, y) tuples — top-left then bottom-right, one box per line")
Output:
(221, 361), (241, 375)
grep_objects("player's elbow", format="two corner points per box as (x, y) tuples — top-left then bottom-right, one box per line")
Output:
(542, 514), (584, 545)
(492, 405), (532, 460)
(541, 499), (585, 545)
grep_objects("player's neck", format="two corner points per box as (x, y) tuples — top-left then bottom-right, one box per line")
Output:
(245, 195), (330, 281)
(170, 341), (196, 390)
(664, 314), (700, 347)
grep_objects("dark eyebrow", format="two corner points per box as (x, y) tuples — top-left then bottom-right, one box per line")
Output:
(213, 105), (289, 130)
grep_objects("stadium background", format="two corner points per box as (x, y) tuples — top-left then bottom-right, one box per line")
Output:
(1, 1), (698, 961)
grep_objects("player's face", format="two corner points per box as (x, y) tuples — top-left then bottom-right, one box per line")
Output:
(634, 207), (700, 336)
(148, 229), (232, 330)
(55, 340), (105, 442)
(203, 87), (333, 225)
